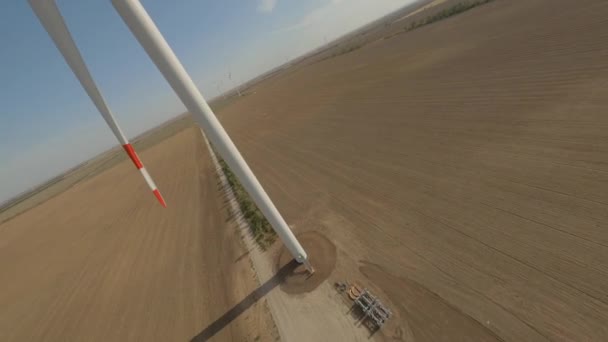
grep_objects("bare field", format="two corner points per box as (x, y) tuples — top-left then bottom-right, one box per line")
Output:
(217, 0), (608, 340)
(0, 115), (194, 225)
(0, 127), (277, 341)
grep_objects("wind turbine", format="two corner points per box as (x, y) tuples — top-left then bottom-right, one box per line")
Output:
(228, 71), (242, 97)
(29, 0), (166, 207)
(29, 0), (313, 272)
(214, 81), (224, 99)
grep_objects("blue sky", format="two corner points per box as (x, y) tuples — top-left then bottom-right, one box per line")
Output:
(0, 0), (413, 202)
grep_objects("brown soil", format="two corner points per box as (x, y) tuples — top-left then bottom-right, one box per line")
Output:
(0, 127), (277, 342)
(217, 0), (608, 340)
(275, 231), (337, 294)
(360, 262), (503, 341)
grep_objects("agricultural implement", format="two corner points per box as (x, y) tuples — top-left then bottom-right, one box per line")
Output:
(336, 281), (392, 331)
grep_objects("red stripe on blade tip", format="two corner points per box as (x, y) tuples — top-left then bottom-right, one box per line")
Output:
(153, 189), (167, 208)
(122, 144), (144, 169)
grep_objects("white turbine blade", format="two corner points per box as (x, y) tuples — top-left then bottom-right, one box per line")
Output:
(28, 0), (166, 207)
(29, 0), (127, 144)
(112, 0), (311, 271)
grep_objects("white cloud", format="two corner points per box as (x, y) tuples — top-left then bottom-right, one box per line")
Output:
(258, 0), (278, 13)
(274, 0), (413, 33)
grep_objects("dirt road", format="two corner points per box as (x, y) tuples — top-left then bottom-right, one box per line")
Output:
(0, 127), (277, 341)
(218, 0), (608, 340)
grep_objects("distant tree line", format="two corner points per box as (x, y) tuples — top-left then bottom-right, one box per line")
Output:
(405, 0), (496, 32)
